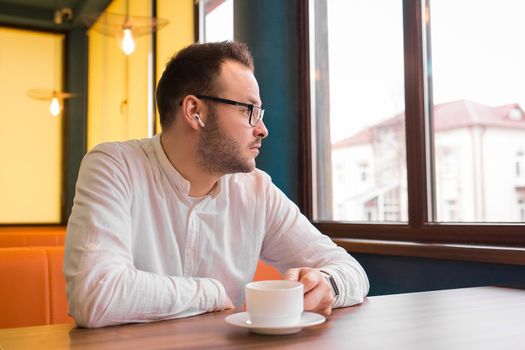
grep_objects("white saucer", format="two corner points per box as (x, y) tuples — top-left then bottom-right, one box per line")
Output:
(224, 312), (326, 335)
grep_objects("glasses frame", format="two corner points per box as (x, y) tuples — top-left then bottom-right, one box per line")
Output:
(195, 95), (265, 127)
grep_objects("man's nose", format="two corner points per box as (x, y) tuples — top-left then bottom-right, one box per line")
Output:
(254, 119), (269, 139)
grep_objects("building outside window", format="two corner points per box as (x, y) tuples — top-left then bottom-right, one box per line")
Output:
(310, 0), (407, 223)
(310, 0), (525, 226)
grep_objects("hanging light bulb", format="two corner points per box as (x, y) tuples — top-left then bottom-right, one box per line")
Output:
(85, 0), (140, 56)
(27, 35), (75, 114)
(121, 27), (135, 55)
(82, 2), (169, 56)
(50, 94), (61, 116)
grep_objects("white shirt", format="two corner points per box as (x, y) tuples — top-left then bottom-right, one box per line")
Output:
(64, 134), (369, 328)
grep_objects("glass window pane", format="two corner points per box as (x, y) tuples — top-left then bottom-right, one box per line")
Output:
(430, 0), (525, 223)
(310, 0), (407, 222)
(202, 0), (234, 43)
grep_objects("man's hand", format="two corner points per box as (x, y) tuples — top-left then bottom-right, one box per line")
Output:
(283, 267), (335, 317)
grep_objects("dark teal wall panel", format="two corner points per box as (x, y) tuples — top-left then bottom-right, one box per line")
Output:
(65, 28), (88, 220)
(354, 253), (525, 296)
(234, 0), (300, 203)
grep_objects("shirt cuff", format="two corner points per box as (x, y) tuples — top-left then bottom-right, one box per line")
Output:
(202, 277), (229, 311)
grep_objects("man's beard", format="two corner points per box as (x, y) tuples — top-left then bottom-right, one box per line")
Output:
(197, 110), (256, 174)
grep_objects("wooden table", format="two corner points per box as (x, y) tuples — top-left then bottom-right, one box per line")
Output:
(1, 286), (524, 349)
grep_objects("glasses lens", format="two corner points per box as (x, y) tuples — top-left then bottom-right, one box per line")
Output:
(251, 107), (264, 127)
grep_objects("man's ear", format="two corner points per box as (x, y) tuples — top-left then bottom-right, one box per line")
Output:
(180, 95), (204, 130)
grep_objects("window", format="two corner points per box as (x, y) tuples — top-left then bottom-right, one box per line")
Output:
(199, 0), (234, 43)
(431, 0), (525, 223)
(359, 161), (369, 182)
(518, 199), (525, 222)
(310, 0), (407, 223)
(516, 151), (525, 179)
(306, 0), (525, 247)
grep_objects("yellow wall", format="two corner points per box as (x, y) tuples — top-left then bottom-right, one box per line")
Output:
(156, 0), (195, 133)
(87, 0), (151, 149)
(0, 28), (63, 223)
(88, 0), (194, 147)
(0, 2), (193, 223)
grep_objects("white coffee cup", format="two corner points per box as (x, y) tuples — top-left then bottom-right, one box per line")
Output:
(245, 280), (304, 327)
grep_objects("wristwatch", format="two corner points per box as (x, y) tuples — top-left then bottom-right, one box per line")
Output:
(320, 270), (340, 300)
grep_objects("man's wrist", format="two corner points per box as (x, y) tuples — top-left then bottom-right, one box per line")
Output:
(319, 270), (340, 301)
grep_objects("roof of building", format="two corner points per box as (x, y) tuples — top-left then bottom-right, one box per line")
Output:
(333, 100), (525, 148)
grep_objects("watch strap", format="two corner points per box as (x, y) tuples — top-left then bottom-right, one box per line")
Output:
(320, 270), (340, 299)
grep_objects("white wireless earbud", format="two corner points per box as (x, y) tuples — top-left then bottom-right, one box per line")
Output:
(194, 114), (205, 128)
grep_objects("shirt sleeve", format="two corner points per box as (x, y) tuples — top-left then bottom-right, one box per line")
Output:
(64, 145), (228, 328)
(260, 179), (370, 308)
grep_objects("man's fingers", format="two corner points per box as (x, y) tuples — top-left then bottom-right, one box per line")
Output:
(284, 268), (334, 317)
(285, 268), (323, 295)
(298, 269), (319, 294)
(304, 291), (334, 317)
(304, 282), (333, 310)
(319, 305), (333, 317)
(283, 268), (301, 281)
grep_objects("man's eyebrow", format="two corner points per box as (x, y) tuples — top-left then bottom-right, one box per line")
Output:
(247, 97), (262, 106)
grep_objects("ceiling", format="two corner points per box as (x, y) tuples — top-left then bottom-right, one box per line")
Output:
(0, 0), (111, 30)
(0, 0), (84, 10)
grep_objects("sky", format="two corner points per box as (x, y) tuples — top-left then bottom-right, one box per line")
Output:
(204, 0), (233, 43)
(326, 0), (525, 142)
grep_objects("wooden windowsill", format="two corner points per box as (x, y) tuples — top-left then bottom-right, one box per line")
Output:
(333, 238), (525, 266)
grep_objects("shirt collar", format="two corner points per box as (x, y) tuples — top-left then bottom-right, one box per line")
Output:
(153, 134), (222, 199)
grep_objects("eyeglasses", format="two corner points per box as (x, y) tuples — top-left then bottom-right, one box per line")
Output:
(196, 95), (265, 127)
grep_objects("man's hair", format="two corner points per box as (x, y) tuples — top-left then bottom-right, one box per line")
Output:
(156, 41), (254, 129)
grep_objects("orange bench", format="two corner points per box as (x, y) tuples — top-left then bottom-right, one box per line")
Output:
(0, 226), (66, 248)
(253, 260), (282, 281)
(0, 245), (72, 328)
(0, 226), (280, 328)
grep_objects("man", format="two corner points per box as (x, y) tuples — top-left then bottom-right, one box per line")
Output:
(64, 41), (369, 328)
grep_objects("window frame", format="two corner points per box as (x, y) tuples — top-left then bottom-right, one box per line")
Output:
(297, 0), (525, 262)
